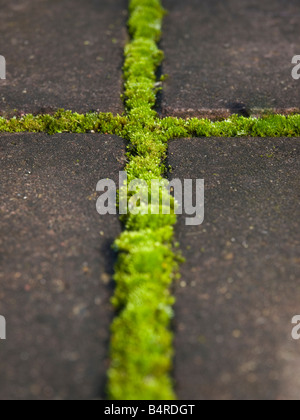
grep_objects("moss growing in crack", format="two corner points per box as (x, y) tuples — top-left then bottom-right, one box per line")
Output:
(109, 227), (180, 400)
(0, 110), (127, 136)
(107, 0), (300, 401)
(107, 0), (179, 401)
(123, 0), (165, 122)
(1, 110), (300, 138)
(0, 0), (299, 400)
(156, 114), (300, 139)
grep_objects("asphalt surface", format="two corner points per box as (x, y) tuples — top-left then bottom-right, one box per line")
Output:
(0, 0), (127, 116)
(0, 133), (126, 400)
(168, 137), (300, 400)
(161, 0), (300, 118)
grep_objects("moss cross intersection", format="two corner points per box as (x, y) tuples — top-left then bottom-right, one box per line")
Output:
(1, 0), (299, 400)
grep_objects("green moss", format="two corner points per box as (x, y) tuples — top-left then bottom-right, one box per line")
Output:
(109, 227), (181, 400)
(1, 111), (300, 138)
(0, 110), (127, 136)
(180, 114), (300, 138)
(153, 114), (300, 140)
(0, 0), (299, 402)
(107, 0), (178, 401)
(107, 0), (300, 402)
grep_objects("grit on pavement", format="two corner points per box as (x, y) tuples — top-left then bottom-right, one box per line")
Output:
(0, 134), (125, 399)
(168, 138), (300, 400)
(162, 0), (300, 400)
(0, 0), (127, 115)
(1, 0), (300, 401)
(161, 0), (300, 118)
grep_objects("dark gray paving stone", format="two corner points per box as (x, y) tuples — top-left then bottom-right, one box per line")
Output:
(168, 137), (300, 400)
(0, 133), (126, 400)
(0, 0), (127, 116)
(161, 0), (300, 118)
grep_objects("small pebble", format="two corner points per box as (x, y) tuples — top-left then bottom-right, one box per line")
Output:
(232, 330), (242, 339)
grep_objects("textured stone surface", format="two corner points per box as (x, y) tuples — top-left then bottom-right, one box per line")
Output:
(0, 0), (127, 115)
(161, 0), (300, 118)
(168, 137), (300, 400)
(0, 133), (126, 400)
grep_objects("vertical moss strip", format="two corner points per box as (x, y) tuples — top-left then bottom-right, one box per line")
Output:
(107, 0), (179, 400)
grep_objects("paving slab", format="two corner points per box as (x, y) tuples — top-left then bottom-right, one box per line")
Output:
(161, 0), (300, 118)
(168, 137), (300, 400)
(0, 0), (127, 116)
(0, 133), (125, 400)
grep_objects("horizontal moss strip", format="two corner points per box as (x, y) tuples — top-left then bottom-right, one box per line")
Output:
(1, 111), (300, 138)
(0, 110), (127, 136)
(158, 114), (300, 139)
